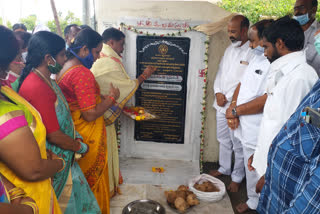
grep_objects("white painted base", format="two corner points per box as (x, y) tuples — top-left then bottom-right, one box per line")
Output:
(120, 157), (200, 185)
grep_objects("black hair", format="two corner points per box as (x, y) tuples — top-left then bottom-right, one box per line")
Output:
(102, 27), (125, 43)
(0, 25), (20, 72)
(18, 31), (65, 91)
(64, 24), (78, 37)
(240, 16), (250, 30)
(312, 0), (318, 7)
(263, 16), (304, 52)
(14, 31), (32, 50)
(67, 28), (102, 59)
(12, 23), (27, 32)
(80, 25), (93, 30)
(252, 19), (274, 39)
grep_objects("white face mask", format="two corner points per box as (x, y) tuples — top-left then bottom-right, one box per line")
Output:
(231, 41), (242, 47)
(21, 52), (28, 63)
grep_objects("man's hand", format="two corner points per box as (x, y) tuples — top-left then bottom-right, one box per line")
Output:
(216, 93), (227, 107)
(248, 154), (255, 171)
(226, 106), (236, 119)
(109, 83), (120, 100)
(256, 175), (265, 193)
(227, 117), (239, 130)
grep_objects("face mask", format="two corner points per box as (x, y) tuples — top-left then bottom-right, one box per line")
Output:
(21, 52), (27, 63)
(253, 45), (265, 55)
(293, 13), (309, 26)
(48, 57), (63, 74)
(231, 41), (242, 47)
(69, 47), (94, 69)
(315, 33), (320, 56)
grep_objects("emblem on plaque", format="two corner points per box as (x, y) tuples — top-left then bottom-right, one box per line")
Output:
(158, 44), (168, 55)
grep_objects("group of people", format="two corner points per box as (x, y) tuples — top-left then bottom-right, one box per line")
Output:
(211, 0), (320, 213)
(0, 18), (155, 213)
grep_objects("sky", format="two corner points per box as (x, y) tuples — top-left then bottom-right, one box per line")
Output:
(0, 0), (82, 24)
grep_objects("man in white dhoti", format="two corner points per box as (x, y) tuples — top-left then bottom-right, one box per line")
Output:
(225, 20), (273, 213)
(210, 15), (253, 192)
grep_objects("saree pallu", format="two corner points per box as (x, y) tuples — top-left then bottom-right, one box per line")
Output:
(57, 65), (110, 214)
(47, 81), (101, 214)
(0, 86), (61, 214)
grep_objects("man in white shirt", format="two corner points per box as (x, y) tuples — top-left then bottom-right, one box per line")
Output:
(210, 15), (253, 192)
(293, 0), (320, 76)
(225, 20), (273, 213)
(250, 17), (318, 187)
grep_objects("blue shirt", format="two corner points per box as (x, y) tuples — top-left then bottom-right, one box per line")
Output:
(258, 80), (320, 214)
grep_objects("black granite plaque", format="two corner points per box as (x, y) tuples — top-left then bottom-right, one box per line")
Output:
(135, 36), (190, 144)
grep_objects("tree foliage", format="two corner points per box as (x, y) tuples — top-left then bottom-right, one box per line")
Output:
(219, 0), (320, 23)
(47, 11), (82, 36)
(20, 14), (37, 31)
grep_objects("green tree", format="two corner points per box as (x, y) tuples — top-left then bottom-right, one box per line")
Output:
(47, 11), (82, 36)
(219, 0), (319, 23)
(0, 17), (3, 25)
(6, 20), (12, 29)
(20, 14), (37, 31)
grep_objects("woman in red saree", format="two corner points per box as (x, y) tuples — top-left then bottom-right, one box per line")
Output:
(56, 29), (120, 214)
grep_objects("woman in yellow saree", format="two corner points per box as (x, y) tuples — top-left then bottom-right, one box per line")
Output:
(0, 26), (63, 214)
(57, 29), (120, 214)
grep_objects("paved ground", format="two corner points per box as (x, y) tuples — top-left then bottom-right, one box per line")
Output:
(203, 162), (258, 214)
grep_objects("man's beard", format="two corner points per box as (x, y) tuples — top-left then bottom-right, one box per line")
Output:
(268, 47), (281, 63)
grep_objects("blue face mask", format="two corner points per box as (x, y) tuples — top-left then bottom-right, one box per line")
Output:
(314, 33), (320, 56)
(293, 13), (310, 26)
(253, 45), (265, 55)
(69, 46), (94, 69)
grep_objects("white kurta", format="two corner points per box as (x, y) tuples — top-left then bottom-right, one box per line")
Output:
(252, 51), (318, 176)
(234, 52), (270, 210)
(213, 41), (254, 113)
(213, 41), (253, 183)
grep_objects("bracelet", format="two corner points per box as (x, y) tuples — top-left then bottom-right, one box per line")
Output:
(231, 101), (236, 104)
(21, 201), (39, 214)
(107, 95), (116, 104)
(8, 187), (26, 200)
(57, 157), (66, 173)
(77, 142), (88, 154)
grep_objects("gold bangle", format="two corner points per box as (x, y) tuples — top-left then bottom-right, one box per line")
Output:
(21, 201), (39, 214)
(57, 158), (66, 173)
(231, 101), (236, 104)
(8, 187), (26, 200)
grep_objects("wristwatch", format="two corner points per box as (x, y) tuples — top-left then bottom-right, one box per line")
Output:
(232, 107), (238, 117)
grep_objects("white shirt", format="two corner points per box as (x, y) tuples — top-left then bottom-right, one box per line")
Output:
(304, 20), (320, 76)
(213, 41), (254, 113)
(234, 52), (270, 149)
(252, 51), (318, 176)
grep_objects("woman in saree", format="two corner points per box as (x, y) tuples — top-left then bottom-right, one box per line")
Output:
(0, 25), (63, 214)
(18, 31), (101, 214)
(56, 29), (120, 214)
(91, 27), (156, 196)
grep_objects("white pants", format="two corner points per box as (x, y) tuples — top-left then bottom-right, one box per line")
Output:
(216, 111), (245, 183)
(242, 145), (260, 210)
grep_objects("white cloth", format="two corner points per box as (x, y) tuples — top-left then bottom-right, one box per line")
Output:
(304, 20), (320, 76)
(252, 51), (318, 176)
(243, 145), (260, 210)
(234, 53), (270, 149)
(213, 41), (254, 113)
(216, 111), (245, 183)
